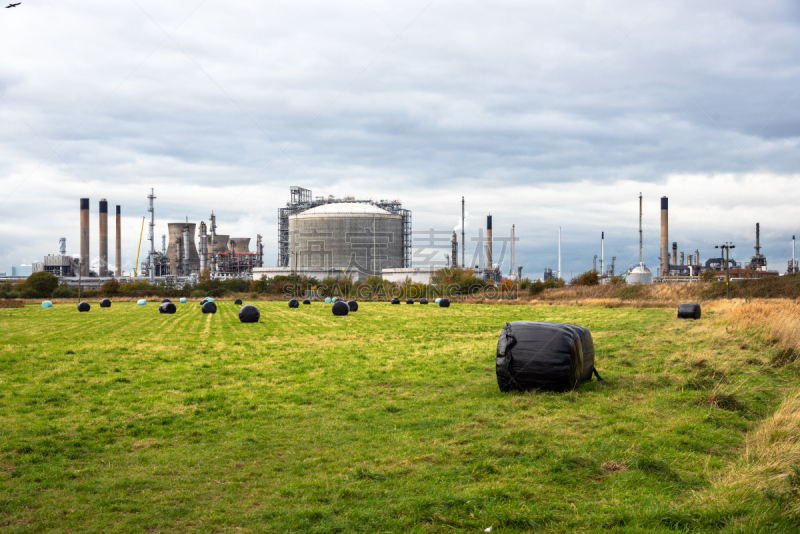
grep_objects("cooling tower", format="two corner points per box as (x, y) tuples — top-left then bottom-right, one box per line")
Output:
(166, 222), (199, 275)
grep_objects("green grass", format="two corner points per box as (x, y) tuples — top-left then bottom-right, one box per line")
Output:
(0, 300), (797, 532)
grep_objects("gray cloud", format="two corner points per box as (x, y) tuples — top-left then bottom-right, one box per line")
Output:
(2, 0), (800, 277)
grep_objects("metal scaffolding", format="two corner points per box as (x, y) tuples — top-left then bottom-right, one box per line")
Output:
(277, 186), (412, 268)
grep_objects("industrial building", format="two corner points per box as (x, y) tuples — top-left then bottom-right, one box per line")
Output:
(253, 186), (411, 281)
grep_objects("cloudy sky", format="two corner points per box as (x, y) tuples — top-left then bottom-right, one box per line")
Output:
(2, 0), (799, 277)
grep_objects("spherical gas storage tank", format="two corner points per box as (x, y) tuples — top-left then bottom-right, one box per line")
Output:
(288, 203), (403, 274)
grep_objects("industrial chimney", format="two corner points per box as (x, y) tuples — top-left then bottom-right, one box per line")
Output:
(80, 198), (90, 277)
(461, 196), (465, 269)
(486, 214), (493, 269)
(660, 197), (668, 277)
(99, 199), (108, 276)
(115, 205), (121, 277)
(672, 242), (677, 267)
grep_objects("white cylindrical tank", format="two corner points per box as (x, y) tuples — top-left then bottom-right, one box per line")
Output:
(289, 203), (403, 278)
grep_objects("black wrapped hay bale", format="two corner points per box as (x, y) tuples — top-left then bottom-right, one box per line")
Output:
(496, 321), (600, 392)
(77, 302), (90, 312)
(347, 300), (358, 312)
(234, 298), (243, 305)
(200, 298), (208, 306)
(288, 299), (299, 308)
(159, 302), (177, 314)
(332, 301), (349, 316)
(677, 303), (701, 320)
(201, 301), (217, 314)
(391, 297), (400, 305)
(406, 298), (414, 304)
(420, 298), (428, 304)
(303, 299), (311, 305)
(239, 304), (260, 323)
(162, 298), (172, 304)
(439, 298), (450, 307)
(100, 299), (111, 308)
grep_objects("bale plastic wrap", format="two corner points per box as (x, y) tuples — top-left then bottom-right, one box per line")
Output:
(41, 301), (52, 308)
(325, 297), (331, 304)
(435, 298), (441, 304)
(162, 298), (172, 304)
(439, 298), (450, 307)
(347, 300), (358, 312)
(391, 297), (400, 305)
(406, 299), (414, 304)
(159, 302), (177, 314)
(332, 301), (349, 316)
(420, 298), (428, 304)
(206, 297), (215, 303)
(303, 299), (311, 305)
(234, 299), (242, 305)
(137, 299), (147, 306)
(180, 298), (187, 303)
(202, 301), (217, 314)
(239, 304), (260, 323)
(677, 303), (701, 320)
(288, 299), (299, 308)
(77, 302), (90, 312)
(99, 299), (111, 308)
(496, 321), (599, 392)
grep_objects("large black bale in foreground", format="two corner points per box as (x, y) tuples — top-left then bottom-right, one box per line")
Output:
(201, 301), (217, 314)
(496, 321), (600, 392)
(159, 302), (177, 314)
(332, 301), (349, 316)
(288, 299), (299, 308)
(99, 299), (111, 308)
(239, 304), (260, 323)
(77, 302), (90, 312)
(678, 303), (701, 320)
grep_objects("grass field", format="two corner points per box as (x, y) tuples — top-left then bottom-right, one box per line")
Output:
(1, 300), (799, 533)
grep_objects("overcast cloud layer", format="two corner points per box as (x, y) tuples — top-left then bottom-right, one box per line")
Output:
(2, 0), (800, 277)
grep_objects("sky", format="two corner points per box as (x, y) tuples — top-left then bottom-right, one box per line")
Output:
(2, 0), (800, 278)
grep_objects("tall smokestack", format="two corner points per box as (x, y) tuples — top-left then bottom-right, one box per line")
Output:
(660, 197), (668, 277)
(115, 205), (121, 277)
(99, 199), (108, 276)
(680, 251), (684, 265)
(461, 196), (465, 269)
(639, 193), (643, 266)
(80, 198), (90, 277)
(601, 232), (604, 276)
(793, 235), (796, 273)
(210, 212), (217, 273)
(672, 242), (677, 266)
(486, 214), (493, 268)
(199, 222), (207, 273)
(755, 223), (761, 255)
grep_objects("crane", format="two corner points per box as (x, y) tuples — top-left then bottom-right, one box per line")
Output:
(134, 217), (145, 277)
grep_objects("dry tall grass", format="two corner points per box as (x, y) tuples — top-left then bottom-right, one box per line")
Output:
(720, 299), (800, 366)
(696, 299), (800, 520)
(0, 299), (24, 308)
